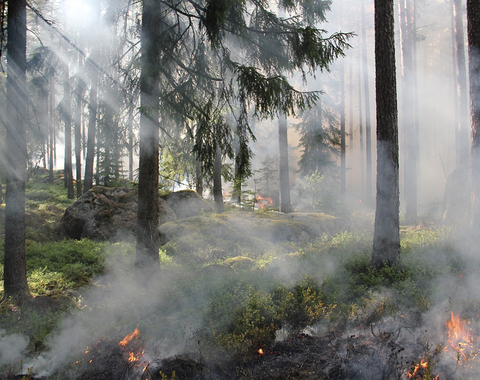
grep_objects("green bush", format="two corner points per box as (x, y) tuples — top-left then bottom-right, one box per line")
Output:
(272, 276), (331, 333)
(26, 239), (105, 286)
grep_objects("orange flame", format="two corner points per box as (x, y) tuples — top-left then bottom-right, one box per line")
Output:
(119, 327), (140, 347)
(406, 359), (429, 379)
(445, 311), (474, 363)
(256, 195), (273, 209)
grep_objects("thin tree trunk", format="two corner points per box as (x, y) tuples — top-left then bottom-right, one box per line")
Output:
(49, 75), (55, 184)
(278, 113), (292, 213)
(128, 103), (134, 182)
(357, 32), (365, 196)
(195, 159), (203, 196)
(340, 60), (346, 196)
(400, 0), (418, 223)
(362, 0), (373, 205)
(468, 0), (480, 227)
(64, 68), (74, 200)
(372, 0), (400, 267)
(136, 0), (161, 270)
(214, 141), (224, 213)
(84, 62), (97, 192)
(4, 0), (30, 301)
(348, 54), (354, 186)
(454, 0), (470, 168)
(232, 141), (242, 204)
(74, 67), (83, 198)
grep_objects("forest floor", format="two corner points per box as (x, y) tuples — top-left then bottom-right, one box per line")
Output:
(0, 171), (479, 379)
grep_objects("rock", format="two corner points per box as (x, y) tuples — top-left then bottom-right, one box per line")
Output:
(57, 186), (175, 241)
(161, 189), (213, 218)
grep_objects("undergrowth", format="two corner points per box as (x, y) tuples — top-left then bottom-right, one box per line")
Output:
(0, 171), (473, 369)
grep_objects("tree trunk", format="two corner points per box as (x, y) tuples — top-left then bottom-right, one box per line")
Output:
(135, 0), (161, 271)
(340, 60), (346, 196)
(195, 160), (203, 197)
(399, 0), (418, 224)
(128, 104), (134, 182)
(4, 0), (30, 301)
(49, 75), (55, 184)
(63, 67), (74, 200)
(214, 141), (224, 213)
(278, 113), (292, 213)
(372, 0), (400, 267)
(362, 0), (373, 205)
(232, 141), (242, 204)
(84, 61), (98, 193)
(468, 0), (480, 227)
(454, 0), (470, 168)
(357, 27), (365, 196)
(74, 69), (83, 198)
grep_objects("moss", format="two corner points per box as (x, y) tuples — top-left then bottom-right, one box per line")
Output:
(224, 256), (255, 270)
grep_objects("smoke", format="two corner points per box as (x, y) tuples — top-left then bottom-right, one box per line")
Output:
(0, 330), (29, 368)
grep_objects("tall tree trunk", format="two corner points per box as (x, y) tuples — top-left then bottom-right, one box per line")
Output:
(362, 0), (373, 205)
(195, 159), (203, 196)
(232, 141), (242, 204)
(400, 0), (418, 224)
(213, 141), (224, 213)
(454, 0), (470, 168)
(74, 69), (83, 198)
(4, 0), (30, 301)
(103, 102), (113, 187)
(372, 0), (400, 267)
(340, 60), (346, 196)
(84, 61), (98, 193)
(128, 103), (134, 182)
(468, 0), (480, 227)
(136, 0), (161, 270)
(348, 54), (354, 186)
(64, 68), (74, 199)
(278, 113), (292, 213)
(357, 32), (365, 196)
(49, 75), (55, 184)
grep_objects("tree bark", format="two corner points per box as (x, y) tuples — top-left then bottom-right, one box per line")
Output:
(195, 159), (203, 197)
(63, 67), (74, 200)
(135, 0), (161, 271)
(49, 75), (55, 184)
(278, 113), (292, 213)
(468, 0), (480, 227)
(399, 0), (418, 224)
(340, 60), (346, 196)
(454, 0), (470, 168)
(74, 68), (83, 198)
(4, 0), (30, 301)
(362, 0), (373, 205)
(372, 0), (400, 267)
(84, 60), (98, 193)
(213, 141), (224, 213)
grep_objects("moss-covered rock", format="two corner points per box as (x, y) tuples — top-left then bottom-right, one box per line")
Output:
(161, 189), (213, 218)
(57, 186), (175, 241)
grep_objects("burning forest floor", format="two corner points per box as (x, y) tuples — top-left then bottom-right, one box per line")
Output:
(3, 180), (480, 379)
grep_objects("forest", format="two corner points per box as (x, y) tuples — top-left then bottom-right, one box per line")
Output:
(1, 0), (480, 378)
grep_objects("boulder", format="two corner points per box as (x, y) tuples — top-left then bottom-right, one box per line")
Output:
(161, 189), (213, 218)
(57, 186), (175, 241)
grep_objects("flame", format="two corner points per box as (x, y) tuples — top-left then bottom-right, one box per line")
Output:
(406, 359), (429, 379)
(256, 195), (273, 209)
(120, 327), (140, 347)
(445, 311), (475, 363)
